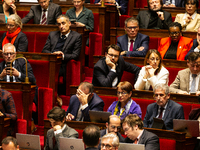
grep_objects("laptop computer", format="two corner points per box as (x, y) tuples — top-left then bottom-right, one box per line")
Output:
(173, 119), (199, 137)
(119, 143), (145, 150)
(89, 110), (111, 123)
(0, 13), (5, 23)
(59, 137), (84, 150)
(151, 117), (166, 130)
(16, 133), (41, 150)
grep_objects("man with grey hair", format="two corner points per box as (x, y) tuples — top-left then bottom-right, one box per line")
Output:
(42, 14), (82, 95)
(117, 17), (149, 57)
(101, 133), (119, 150)
(66, 82), (104, 121)
(22, 0), (62, 24)
(0, 136), (19, 150)
(143, 83), (184, 130)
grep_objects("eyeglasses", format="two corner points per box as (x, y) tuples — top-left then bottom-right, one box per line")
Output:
(6, 24), (15, 28)
(101, 144), (113, 149)
(3, 52), (15, 56)
(153, 94), (166, 98)
(169, 32), (180, 36)
(107, 53), (119, 58)
(189, 62), (200, 68)
(110, 125), (121, 131)
(123, 127), (131, 132)
(117, 91), (128, 96)
(126, 26), (138, 30)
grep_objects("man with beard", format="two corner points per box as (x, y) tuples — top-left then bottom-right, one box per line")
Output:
(136, 0), (172, 29)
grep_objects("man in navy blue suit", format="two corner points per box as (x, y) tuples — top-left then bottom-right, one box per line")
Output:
(185, 26), (200, 60)
(143, 83), (185, 130)
(66, 82), (104, 122)
(117, 17), (149, 57)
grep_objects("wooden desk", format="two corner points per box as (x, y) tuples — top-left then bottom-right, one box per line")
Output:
(0, 117), (11, 142)
(93, 55), (188, 68)
(110, 28), (197, 45)
(0, 82), (35, 134)
(70, 85), (199, 103)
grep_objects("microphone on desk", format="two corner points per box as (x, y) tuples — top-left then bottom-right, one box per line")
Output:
(6, 62), (13, 82)
(10, 57), (29, 83)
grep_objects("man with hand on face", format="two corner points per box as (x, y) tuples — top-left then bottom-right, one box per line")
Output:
(123, 114), (160, 150)
(22, 0), (62, 24)
(170, 52), (200, 96)
(137, 0), (172, 29)
(92, 44), (141, 87)
(144, 83), (184, 130)
(66, 82), (104, 122)
(117, 17), (149, 57)
(185, 26), (200, 59)
(45, 106), (78, 150)
(42, 14), (82, 95)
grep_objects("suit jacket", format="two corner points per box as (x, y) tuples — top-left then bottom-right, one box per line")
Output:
(158, 36), (193, 60)
(125, 130), (160, 150)
(66, 7), (94, 32)
(143, 99), (185, 130)
(163, 0), (184, 7)
(94, 0), (128, 15)
(175, 13), (200, 32)
(0, 58), (36, 84)
(92, 56), (141, 87)
(44, 124), (79, 150)
(117, 33), (149, 57)
(169, 68), (200, 93)
(22, 3), (62, 25)
(185, 39), (198, 60)
(0, 31), (28, 52)
(66, 93), (104, 122)
(136, 10), (172, 29)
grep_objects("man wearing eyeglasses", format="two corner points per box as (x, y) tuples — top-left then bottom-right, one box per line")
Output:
(22, 0), (62, 25)
(158, 22), (193, 60)
(101, 133), (119, 150)
(99, 115), (124, 148)
(170, 52), (200, 96)
(92, 44), (140, 87)
(144, 83), (184, 130)
(66, 82), (104, 122)
(117, 17), (149, 57)
(136, 0), (172, 29)
(123, 114), (159, 150)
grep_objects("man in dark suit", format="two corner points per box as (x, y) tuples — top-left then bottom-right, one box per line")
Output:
(83, 125), (100, 150)
(136, 0), (172, 29)
(0, 43), (36, 84)
(100, 133), (119, 150)
(22, 0), (62, 25)
(163, 0), (184, 7)
(42, 14), (82, 95)
(117, 17), (149, 57)
(66, 82), (104, 122)
(144, 83), (185, 130)
(45, 106), (78, 150)
(123, 114), (160, 150)
(92, 44), (140, 87)
(185, 26), (200, 60)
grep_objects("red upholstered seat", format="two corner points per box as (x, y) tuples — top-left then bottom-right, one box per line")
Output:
(191, 104), (200, 109)
(17, 11), (34, 24)
(178, 102), (192, 119)
(149, 37), (161, 50)
(167, 67), (183, 85)
(99, 96), (117, 111)
(34, 32), (49, 53)
(25, 32), (36, 52)
(119, 15), (131, 27)
(121, 71), (136, 87)
(159, 138), (176, 150)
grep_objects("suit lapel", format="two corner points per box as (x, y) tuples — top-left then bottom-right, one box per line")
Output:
(52, 31), (60, 51)
(62, 31), (73, 52)
(124, 34), (128, 51)
(177, 36), (184, 59)
(133, 34), (139, 51)
(186, 68), (190, 92)
(153, 104), (158, 118)
(145, 11), (151, 29)
(37, 5), (42, 24)
(77, 7), (86, 20)
(163, 100), (171, 120)
(47, 3), (52, 24)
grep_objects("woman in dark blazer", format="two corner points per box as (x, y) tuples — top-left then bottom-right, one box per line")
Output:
(66, 0), (94, 45)
(0, 0), (17, 23)
(0, 14), (28, 52)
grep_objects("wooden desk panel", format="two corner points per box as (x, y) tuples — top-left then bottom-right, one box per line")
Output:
(70, 85), (199, 103)
(0, 82), (35, 134)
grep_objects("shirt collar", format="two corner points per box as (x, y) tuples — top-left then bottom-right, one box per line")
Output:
(60, 30), (71, 39)
(128, 36), (136, 42)
(183, 12), (197, 20)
